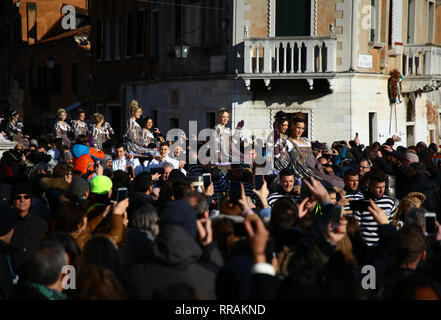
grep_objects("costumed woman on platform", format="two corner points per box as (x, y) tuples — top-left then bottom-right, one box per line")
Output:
(273, 111), (343, 189)
(91, 112), (114, 150)
(126, 100), (158, 156)
(54, 108), (74, 147)
(6, 111), (29, 147)
(215, 108), (244, 163)
(71, 108), (89, 139)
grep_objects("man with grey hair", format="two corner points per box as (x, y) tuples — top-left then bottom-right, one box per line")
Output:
(404, 152), (419, 166)
(405, 207), (427, 229)
(14, 240), (68, 300)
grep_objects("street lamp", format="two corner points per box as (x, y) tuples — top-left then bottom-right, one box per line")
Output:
(174, 42), (189, 61)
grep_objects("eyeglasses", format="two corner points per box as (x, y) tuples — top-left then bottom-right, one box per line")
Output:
(14, 195), (30, 200)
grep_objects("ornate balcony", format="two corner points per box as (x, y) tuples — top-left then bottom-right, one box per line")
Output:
(403, 44), (441, 76)
(401, 44), (441, 94)
(240, 34), (337, 91)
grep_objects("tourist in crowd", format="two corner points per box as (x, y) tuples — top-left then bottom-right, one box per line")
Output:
(5, 98), (441, 302)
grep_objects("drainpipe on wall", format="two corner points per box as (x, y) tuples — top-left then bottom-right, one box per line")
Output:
(349, 0), (360, 138)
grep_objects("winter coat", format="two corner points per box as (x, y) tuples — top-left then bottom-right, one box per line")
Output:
(123, 224), (218, 299)
(120, 228), (154, 267)
(10, 213), (48, 270)
(40, 177), (69, 226)
(71, 144), (105, 176)
(406, 172), (441, 214)
(70, 213), (124, 251)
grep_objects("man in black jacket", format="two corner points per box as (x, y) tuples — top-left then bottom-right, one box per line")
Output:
(0, 204), (19, 300)
(123, 200), (219, 299)
(377, 224), (427, 299)
(10, 183), (48, 271)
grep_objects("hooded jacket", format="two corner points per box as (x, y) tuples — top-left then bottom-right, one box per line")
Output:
(123, 224), (217, 299)
(71, 144), (105, 176)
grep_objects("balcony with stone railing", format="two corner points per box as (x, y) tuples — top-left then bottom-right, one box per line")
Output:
(403, 44), (441, 76)
(401, 44), (441, 93)
(240, 32), (337, 91)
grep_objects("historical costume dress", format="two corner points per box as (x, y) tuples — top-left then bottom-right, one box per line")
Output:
(54, 121), (74, 147)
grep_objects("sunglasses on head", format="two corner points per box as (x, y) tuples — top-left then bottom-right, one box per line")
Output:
(14, 195), (30, 200)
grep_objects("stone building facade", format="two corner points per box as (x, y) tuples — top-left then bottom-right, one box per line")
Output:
(124, 0), (441, 147)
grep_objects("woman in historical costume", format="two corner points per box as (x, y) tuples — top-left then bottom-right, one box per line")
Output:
(140, 116), (164, 146)
(215, 108), (243, 163)
(126, 100), (157, 155)
(273, 111), (312, 179)
(6, 111), (29, 147)
(54, 108), (74, 147)
(289, 113), (344, 189)
(91, 112), (114, 150)
(71, 108), (89, 139)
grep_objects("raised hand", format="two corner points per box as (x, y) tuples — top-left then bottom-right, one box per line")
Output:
(303, 177), (332, 204)
(326, 217), (347, 245)
(367, 199), (389, 225)
(196, 218), (213, 246)
(244, 215), (269, 263)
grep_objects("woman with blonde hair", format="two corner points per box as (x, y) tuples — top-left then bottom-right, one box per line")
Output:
(126, 100), (156, 154)
(54, 108), (74, 147)
(91, 112), (114, 149)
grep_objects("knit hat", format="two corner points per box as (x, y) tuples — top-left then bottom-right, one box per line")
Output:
(62, 152), (73, 163)
(11, 183), (32, 198)
(0, 204), (17, 236)
(66, 177), (89, 199)
(90, 175), (113, 195)
(159, 200), (197, 238)
(100, 154), (112, 167)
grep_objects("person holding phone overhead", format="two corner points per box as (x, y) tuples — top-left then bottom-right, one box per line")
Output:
(215, 108), (244, 163)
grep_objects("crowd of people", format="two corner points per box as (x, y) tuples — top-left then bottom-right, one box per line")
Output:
(1, 102), (441, 300)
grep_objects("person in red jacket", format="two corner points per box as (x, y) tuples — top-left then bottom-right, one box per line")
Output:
(71, 134), (105, 181)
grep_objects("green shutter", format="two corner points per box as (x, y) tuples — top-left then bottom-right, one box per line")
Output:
(276, 0), (311, 37)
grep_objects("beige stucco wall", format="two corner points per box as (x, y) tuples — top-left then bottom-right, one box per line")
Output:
(317, 0), (338, 37)
(244, 0), (269, 37)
